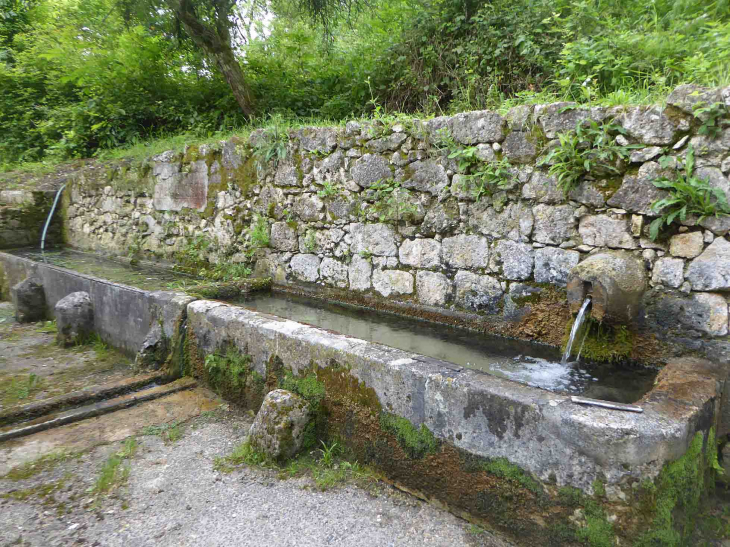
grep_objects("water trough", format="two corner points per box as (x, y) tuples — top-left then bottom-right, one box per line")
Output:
(0, 247), (725, 544)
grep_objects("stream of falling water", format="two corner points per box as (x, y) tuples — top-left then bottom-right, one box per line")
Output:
(562, 297), (592, 364)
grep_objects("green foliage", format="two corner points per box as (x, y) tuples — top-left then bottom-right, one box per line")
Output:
(246, 214), (270, 250)
(649, 145), (730, 240)
(204, 347), (254, 391)
(694, 101), (730, 139)
(365, 178), (419, 223)
(316, 180), (341, 199)
(2, 450), (76, 480)
(379, 412), (437, 459)
(3, 0), (729, 167)
(252, 114), (290, 173)
(558, 485), (585, 507)
(303, 229), (317, 253)
(35, 320), (57, 334)
(577, 500), (615, 547)
(318, 440), (340, 468)
(539, 120), (637, 195)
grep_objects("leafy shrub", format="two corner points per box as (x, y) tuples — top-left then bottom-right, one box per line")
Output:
(539, 120), (637, 195)
(365, 178), (419, 223)
(649, 145), (730, 240)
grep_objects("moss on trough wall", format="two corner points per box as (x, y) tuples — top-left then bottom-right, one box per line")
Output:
(182, 332), (720, 546)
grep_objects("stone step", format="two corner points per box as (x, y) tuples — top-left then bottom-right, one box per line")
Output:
(0, 371), (169, 428)
(0, 377), (196, 442)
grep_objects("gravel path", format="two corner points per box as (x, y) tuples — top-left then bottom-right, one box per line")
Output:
(0, 409), (512, 547)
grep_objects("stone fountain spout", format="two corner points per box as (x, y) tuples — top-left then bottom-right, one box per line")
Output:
(566, 251), (647, 325)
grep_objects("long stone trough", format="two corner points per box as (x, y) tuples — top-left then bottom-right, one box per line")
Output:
(0, 249), (725, 544)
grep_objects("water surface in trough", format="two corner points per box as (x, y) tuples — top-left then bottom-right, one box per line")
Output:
(9, 248), (187, 291)
(237, 293), (657, 403)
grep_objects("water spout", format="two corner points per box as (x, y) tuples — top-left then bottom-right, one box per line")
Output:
(562, 297), (591, 364)
(40, 184), (66, 251)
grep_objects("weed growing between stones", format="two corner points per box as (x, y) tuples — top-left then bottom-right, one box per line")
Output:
(539, 120), (638, 195)
(214, 436), (381, 492)
(141, 420), (185, 443)
(362, 178), (420, 223)
(649, 145), (730, 240)
(0, 372), (43, 407)
(93, 438), (137, 495)
(35, 320), (57, 334)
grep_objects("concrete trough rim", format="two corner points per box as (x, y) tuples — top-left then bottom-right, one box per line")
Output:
(188, 298), (717, 485)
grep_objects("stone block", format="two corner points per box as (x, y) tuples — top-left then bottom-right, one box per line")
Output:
(532, 204), (577, 245)
(416, 271), (453, 306)
(490, 240), (533, 281)
(248, 389), (311, 461)
(350, 223), (398, 257)
(579, 215), (637, 249)
(11, 277), (46, 323)
(534, 247), (580, 286)
(686, 237), (730, 291)
(454, 271), (503, 312)
(290, 254), (320, 282)
(502, 132), (537, 163)
(320, 258), (349, 288)
(348, 255), (372, 291)
(651, 258), (685, 289)
(399, 238), (441, 269)
(350, 154), (392, 189)
(270, 222), (299, 252)
(616, 107), (681, 145)
(372, 269), (414, 297)
(468, 202), (533, 242)
(55, 291), (94, 346)
(521, 171), (563, 204)
(447, 111), (505, 144)
(442, 235), (490, 269)
(669, 231), (704, 259)
(421, 200), (460, 235)
(400, 160), (449, 195)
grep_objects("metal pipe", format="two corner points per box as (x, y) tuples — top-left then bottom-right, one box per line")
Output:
(40, 184), (66, 251)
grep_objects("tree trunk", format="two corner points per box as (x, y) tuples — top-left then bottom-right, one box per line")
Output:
(209, 45), (255, 118)
(166, 0), (255, 117)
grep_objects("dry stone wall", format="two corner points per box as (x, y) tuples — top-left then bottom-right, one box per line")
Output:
(63, 84), (730, 362)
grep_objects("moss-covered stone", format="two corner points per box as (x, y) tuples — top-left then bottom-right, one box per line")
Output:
(636, 429), (717, 546)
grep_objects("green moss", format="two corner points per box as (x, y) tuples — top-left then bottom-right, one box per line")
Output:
(281, 372), (326, 409)
(636, 429), (717, 547)
(481, 457), (542, 494)
(593, 478), (606, 498)
(578, 500), (615, 547)
(563, 318), (634, 363)
(379, 412), (438, 459)
(558, 485), (585, 507)
(2, 451), (78, 480)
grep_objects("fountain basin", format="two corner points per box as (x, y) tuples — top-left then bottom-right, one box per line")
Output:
(0, 248), (724, 545)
